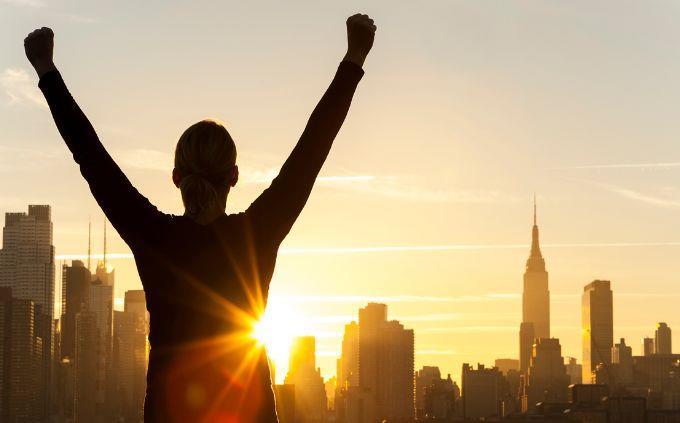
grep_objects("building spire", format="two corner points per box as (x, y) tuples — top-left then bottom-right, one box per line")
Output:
(526, 195), (545, 271)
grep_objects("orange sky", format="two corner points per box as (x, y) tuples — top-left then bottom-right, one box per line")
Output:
(3, 0), (680, 383)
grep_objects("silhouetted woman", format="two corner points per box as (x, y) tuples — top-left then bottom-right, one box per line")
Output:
(25, 14), (375, 422)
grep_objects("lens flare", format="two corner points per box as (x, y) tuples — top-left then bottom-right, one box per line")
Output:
(251, 297), (305, 382)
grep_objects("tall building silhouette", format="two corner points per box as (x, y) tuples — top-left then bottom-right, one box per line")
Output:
(0, 287), (47, 422)
(655, 322), (672, 354)
(284, 336), (327, 423)
(461, 363), (502, 419)
(90, 263), (114, 417)
(521, 338), (569, 412)
(337, 321), (359, 390)
(358, 303), (415, 422)
(582, 280), (613, 384)
(0, 205), (55, 422)
(643, 337), (655, 356)
(520, 198), (549, 373)
(113, 290), (148, 423)
(611, 338), (633, 387)
(60, 260), (91, 361)
(0, 205), (55, 318)
(74, 311), (97, 423)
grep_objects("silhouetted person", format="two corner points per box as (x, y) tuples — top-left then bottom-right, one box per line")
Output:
(25, 14), (376, 422)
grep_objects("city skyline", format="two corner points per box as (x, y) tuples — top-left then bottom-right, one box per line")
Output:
(4, 202), (677, 388)
(4, 0), (680, 401)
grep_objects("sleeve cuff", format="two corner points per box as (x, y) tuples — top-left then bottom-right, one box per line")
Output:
(38, 69), (62, 92)
(338, 60), (365, 81)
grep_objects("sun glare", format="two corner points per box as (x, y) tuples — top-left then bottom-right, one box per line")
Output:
(251, 298), (304, 382)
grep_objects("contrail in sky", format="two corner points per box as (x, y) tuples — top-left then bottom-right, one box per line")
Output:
(55, 241), (680, 261)
(552, 162), (680, 170)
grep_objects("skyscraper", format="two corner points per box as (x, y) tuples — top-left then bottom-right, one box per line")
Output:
(0, 287), (48, 422)
(461, 363), (502, 419)
(90, 264), (114, 417)
(0, 205), (55, 318)
(111, 289), (148, 422)
(582, 280), (613, 384)
(61, 260), (91, 360)
(74, 311), (97, 423)
(0, 205), (55, 422)
(521, 338), (569, 412)
(643, 337), (655, 356)
(358, 303), (415, 422)
(611, 338), (633, 387)
(520, 199), (549, 373)
(338, 321), (359, 389)
(655, 322), (672, 355)
(284, 336), (327, 423)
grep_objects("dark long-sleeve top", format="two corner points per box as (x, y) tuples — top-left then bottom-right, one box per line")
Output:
(39, 61), (364, 423)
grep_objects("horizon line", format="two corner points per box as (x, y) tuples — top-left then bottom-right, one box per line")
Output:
(55, 240), (680, 260)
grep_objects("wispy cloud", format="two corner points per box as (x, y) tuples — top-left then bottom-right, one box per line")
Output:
(1, 0), (46, 8)
(0, 68), (46, 108)
(0, 145), (60, 172)
(604, 185), (680, 208)
(55, 240), (680, 261)
(316, 349), (461, 357)
(553, 162), (680, 170)
(569, 177), (680, 209)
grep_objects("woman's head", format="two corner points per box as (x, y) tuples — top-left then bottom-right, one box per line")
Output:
(173, 120), (238, 224)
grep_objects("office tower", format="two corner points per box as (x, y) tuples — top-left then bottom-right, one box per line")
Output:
(113, 290), (148, 422)
(284, 336), (327, 422)
(520, 199), (549, 376)
(416, 366), (457, 420)
(0, 288), (47, 422)
(632, 353), (680, 392)
(422, 373), (457, 420)
(643, 337), (655, 356)
(520, 322), (535, 373)
(358, 303), (415, 422)
(61, 260), (91, 360)
(521, 338), (569, 412)
(655, 322), (672, 355)
(565, 357), (582, 385)
(461, 363), (502, 419)
(124, 290), (148, 329)
(90, 272), (114, 416)
(415, 366), (442, 420)
(338, 321), (359, 389)
(611, 338), (633, 387)
(0, 205), (55, 318)
(582, 280), (613, 384)
(74, 311), (97, 423)
(324, 377), (336, 411)
(0, 206), (55, 422)
(274, 384), (296, 423)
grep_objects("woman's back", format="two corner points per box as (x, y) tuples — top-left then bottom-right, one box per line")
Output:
(140, 213), (278, 422)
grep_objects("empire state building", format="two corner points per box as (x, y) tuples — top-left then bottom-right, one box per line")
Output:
(519, 198), (550, 373)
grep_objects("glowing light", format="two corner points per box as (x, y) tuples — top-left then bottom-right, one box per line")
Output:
(251, 298), (305, 382)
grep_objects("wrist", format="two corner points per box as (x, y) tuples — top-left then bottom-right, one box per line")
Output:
(33, 61), (56, 79)
(343, 51), (366, 68)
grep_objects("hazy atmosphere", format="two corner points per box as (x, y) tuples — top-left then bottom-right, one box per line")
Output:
(3, 0), (680, 384)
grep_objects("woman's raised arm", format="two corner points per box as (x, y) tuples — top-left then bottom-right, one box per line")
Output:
(25, 27), (165, 246)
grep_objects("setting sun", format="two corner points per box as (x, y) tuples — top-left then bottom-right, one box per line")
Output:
(252, 297), (305, 382)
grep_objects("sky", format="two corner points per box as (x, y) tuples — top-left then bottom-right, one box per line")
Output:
(3, 0), (680, 383)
